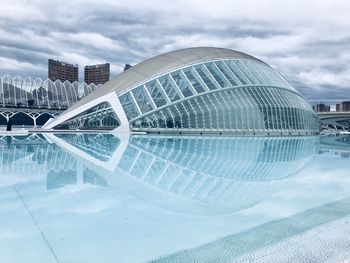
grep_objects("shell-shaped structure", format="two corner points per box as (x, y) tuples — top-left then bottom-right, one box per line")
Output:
(44, 47), (320, 135)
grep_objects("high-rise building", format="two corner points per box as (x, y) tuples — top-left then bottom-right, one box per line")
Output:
(336, 103), (341, 112)
(312, 103), (330, 112)
(84, 63), (110, 85)
(336, 101), (350, 112)
(342, 101), (350, 112)
(48, 59), (78, 82)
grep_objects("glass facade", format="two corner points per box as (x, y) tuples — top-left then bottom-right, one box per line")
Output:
(54, 102), (120, 130)
(118, 59), (319, 135)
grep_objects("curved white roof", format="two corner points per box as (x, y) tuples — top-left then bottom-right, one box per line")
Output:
(66, 47), (266, 113)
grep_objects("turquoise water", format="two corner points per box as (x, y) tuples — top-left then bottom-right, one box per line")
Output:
(0, 134), (350, 262)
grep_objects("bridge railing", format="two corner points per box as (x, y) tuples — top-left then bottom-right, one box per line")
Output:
(0, 75), (101, 110)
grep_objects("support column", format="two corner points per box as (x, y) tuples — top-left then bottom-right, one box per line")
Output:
(6, 115), (11, 131)
(0, 112), (12, 131)
(27, 112), (40, 128)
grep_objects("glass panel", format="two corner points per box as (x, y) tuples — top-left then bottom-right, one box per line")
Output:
(119, 92), (140, 120)
(195, 95), (208, 129)
(182, 68), (206, 93)
(145, 80), (167, 108)
(158, 75), (181, 102)
(241, 61), (264, 84)
(214, 94), (224, 129)
(171, 71), (194, 97)
(214, 61), (239, 86)
(205, 62), (229, 88)
(225, 61), (249, 85)
(216, 91), (233, 129)
(192, 97), (205, 129)
(182, 100), (196, 128)
(250, 62), (274, 85)
(204, 94), (218, 128)
(232, 60), (258, 84)
(132, 86), (154, 114)
(193, 65), (218, 90)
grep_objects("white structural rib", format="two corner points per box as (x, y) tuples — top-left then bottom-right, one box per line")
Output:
(43, 92), (130, 132)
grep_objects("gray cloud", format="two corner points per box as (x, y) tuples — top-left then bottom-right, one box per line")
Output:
(0, 0), (350, 101)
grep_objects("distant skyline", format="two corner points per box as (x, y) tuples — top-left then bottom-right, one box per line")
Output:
(0, 0), (350, 99)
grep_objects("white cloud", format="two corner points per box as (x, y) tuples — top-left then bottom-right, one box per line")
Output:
(0, 0), (350, 98)
(298, 68), (350, 88)
(51, 32), (124, 52)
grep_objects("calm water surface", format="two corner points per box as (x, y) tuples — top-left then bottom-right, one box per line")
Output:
(0, 134), (350, 263)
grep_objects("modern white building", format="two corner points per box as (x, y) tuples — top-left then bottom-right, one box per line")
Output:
(43, 47), (320, 135)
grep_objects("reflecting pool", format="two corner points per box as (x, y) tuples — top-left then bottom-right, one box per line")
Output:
(0, 134), (350, 262)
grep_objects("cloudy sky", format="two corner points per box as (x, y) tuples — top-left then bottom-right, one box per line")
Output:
(0, 0), (350, 101)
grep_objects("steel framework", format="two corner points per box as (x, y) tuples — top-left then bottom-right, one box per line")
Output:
(0, 75), (99, 126)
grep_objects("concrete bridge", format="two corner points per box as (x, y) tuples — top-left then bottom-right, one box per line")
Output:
(0, 106), (64, 127)
(317, 112), (350, 131)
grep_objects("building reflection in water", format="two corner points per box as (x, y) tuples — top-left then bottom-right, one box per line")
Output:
(42, 133), (318, 214)
(0, 134), (108, 190)
(2, 133), (349, 214)
(318, 135), (350, 158)
(1, 134), (350, 262)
